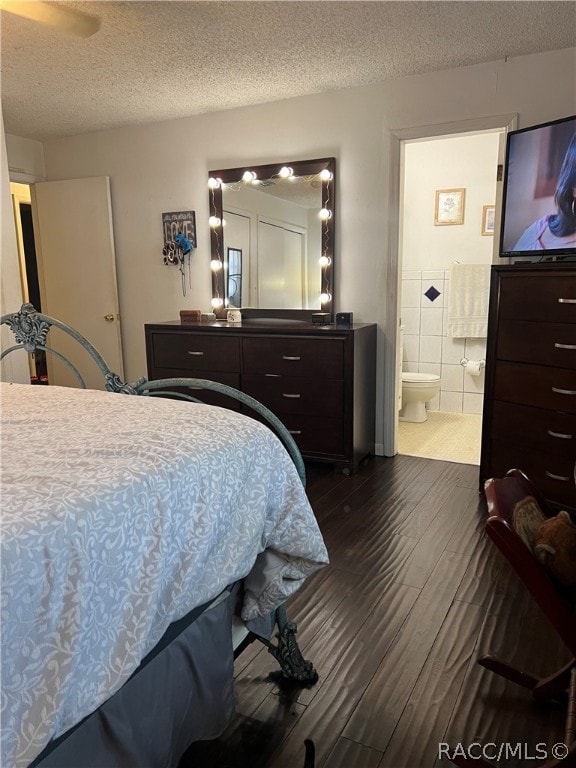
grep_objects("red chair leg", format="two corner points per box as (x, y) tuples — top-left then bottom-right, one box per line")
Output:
(478, 655), (575, 702)
(533, 660), (576, 702)
(478, 654), (540, 690)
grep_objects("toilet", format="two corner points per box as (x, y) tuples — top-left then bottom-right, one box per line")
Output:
(400, 372), (441, 423)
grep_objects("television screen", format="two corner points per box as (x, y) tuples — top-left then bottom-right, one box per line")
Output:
(499, 114), (576, 259)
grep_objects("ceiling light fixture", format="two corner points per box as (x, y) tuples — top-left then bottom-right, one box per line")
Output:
(0, 1), (101, 37)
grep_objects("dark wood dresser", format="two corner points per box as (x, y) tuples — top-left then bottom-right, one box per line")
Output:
(145, 320), (377, 473)
(480, 263), (576, 511)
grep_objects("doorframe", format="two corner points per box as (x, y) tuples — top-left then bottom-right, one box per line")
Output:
(381, 113), (518, 457)
(10, 182), (32, 306)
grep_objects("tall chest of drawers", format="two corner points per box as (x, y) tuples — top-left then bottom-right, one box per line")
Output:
(145, 321), (377, 473)
(480, 264), (576, 511)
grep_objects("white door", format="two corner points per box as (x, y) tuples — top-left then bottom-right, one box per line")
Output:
(31, 176), (124, 390)
(258, 220), (305, 308)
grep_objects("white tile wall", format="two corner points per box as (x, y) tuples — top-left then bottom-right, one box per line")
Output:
(400, 268), (487, 415)
(420, 307), (443, 336)
(441, 363), (464, 392)
(440, 390), (464, 412)
(402, 307), (420, 335)
(463, 392), (484, 414)
(419, 362), (442, 376)
(402, 278), (423, 308)
(420, 335), (442, 363)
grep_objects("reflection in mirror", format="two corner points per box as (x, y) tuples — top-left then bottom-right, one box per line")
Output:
(208, 158), (335, 320)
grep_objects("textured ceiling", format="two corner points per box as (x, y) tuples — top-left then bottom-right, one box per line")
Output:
(1, 1), (575, 141)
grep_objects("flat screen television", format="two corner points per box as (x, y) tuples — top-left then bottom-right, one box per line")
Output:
(499, 114), (576, 260)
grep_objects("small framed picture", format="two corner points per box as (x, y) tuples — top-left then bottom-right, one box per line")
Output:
(434, 188), (465, 226)
(481, 205), (495, 236)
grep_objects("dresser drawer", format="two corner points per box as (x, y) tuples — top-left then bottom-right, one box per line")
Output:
(243, 375), (343, 417)
(281, 415), (344, 456)
(242, 337), (344, 379)
(497, 320), (576, 369)
(498, 275), (576, 323)
(146, 371), (241, 410)
(489, 439), (576, 510)
(494, 361), (576, 414)
(149, 332), (240, 373)
(490, 400), (576, 458)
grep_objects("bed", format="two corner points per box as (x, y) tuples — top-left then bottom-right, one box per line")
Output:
(1, 304), (329, 768)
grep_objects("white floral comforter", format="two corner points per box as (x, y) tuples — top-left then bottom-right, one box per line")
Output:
(0, 383), (328, 768)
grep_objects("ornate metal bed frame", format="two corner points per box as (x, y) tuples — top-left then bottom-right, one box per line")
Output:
(1, 302), (316, 685)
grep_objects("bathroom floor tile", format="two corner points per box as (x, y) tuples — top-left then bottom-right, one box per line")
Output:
(398, 411), (482, 465)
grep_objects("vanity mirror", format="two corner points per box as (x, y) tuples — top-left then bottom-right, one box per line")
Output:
(208, 157), (335, 321)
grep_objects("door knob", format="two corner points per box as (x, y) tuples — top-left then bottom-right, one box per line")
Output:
(104, 313), (115, 322)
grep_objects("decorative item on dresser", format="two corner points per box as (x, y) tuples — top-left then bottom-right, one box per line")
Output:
(145, 319), (377, 474)
(480, 263), (576, 512)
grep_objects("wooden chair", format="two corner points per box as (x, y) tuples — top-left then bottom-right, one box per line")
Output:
(450, 468), (576, 767)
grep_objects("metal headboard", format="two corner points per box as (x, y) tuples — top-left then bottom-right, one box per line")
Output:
(1, 303), (306, 485)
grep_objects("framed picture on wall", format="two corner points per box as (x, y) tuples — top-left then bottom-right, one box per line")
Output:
(162, 210), (197, 247)
(434, 188), (465, 225)
(481, 205), (495, 236)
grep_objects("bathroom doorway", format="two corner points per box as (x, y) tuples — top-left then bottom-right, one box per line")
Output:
(397, 129), (502, 465)
(10, 182), (47, 383)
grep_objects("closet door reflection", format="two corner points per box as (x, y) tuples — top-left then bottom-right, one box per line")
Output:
(258, 220), (305, 308)
(223, 210), (250, 308)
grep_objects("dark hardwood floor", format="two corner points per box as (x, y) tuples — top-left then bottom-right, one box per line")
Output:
(181, 455), (569, 768)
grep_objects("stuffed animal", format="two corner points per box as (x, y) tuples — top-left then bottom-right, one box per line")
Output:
(174, 231), (193, 255)
(533, 510), (576, 589)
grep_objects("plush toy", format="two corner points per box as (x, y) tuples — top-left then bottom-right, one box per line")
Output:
(533, 510), (576, 589)
(174, 231), (193, 255)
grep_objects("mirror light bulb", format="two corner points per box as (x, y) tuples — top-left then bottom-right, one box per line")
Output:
(279, 166), (293, 178)
(242, 170), (257, 182)
(208, 216), (221, 227)
(320, 169), (333, 181)
(320, 292), (332, 304)
(208, 177), (221, 188)
(319, 208), (332, 220)
(211, 297), (223, 309)
(319, 256), (331, 267)
(210, 259), (223, 271)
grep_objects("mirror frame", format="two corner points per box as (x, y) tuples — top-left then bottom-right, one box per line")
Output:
(208, 157), (335, 321)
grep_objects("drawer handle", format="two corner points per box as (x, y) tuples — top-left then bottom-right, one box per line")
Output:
(547, 429), (574, 440)
(265, 373), (281, 378)
(282, 393), (301, 399)
(558, 298), (576, 304)
(187, 351), (204, 356)
(289, 429), (302, 435)
(552, 387), (576, 395)
(282, 356), (301, 361)
(544, 470), (570, 482)
(554, 342), (576, 350)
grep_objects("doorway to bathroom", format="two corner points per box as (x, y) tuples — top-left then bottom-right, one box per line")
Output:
(397, 129), (502, 465)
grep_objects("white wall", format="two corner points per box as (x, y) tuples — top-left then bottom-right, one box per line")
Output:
(401, 133), (501, 272)
(4, 46), (576, 450)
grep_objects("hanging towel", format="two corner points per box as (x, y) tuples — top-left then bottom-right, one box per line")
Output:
(447, 263), (491, 338)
